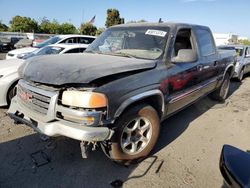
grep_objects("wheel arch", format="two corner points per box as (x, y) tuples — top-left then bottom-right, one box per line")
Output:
(114, 90), (165, 120)
(6, 79), (19, 104)
(224, 64), (235, 79)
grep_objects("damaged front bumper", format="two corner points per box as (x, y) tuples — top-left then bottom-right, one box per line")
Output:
(8, 96), (114, 142)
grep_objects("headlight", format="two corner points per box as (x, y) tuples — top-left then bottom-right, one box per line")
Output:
(62, 91), (108, 108)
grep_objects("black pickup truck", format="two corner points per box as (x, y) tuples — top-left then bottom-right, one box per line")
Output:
(8, 22), (235, 164)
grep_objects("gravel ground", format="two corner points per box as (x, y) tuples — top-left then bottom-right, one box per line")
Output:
(0, 76), (250, 188)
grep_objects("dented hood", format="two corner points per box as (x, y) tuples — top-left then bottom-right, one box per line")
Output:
(20, 53), (156, 85)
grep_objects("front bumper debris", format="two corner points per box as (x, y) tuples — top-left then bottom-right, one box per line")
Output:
(8, 97), (114, 142)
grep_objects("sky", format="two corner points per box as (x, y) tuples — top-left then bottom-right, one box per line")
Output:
(0, 0), (250, 38)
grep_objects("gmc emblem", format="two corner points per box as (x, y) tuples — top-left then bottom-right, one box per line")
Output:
(19, 92), (33, 102)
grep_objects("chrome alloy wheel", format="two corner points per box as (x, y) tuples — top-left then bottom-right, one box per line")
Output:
(120, 117), (152, 155)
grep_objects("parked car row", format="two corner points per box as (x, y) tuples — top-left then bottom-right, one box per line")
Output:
(0, 36), (26, 52)
(6, 34), (96, 59)
(218, 45), (250, 81)
(0, 34), (96, 106)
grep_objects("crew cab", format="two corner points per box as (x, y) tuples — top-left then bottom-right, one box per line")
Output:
(8, 22), (235, 164)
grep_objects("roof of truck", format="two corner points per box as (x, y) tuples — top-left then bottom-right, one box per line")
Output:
(110, 22), (210, 29)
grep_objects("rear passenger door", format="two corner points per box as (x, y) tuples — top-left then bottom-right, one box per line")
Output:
(166, 28), (204, 115)
(194, 28), (219, 94)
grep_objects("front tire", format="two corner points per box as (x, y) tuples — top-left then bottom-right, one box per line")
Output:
(102, 104), (160, 165)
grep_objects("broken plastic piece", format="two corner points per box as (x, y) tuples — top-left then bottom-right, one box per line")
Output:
(80, 141), (92, 158)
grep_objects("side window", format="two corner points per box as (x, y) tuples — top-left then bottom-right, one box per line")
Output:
(79, 37), (95, 44)
(245, 47), (250, 56)
(173, 28), (194, 57)
(64, 48), (86, 53)
(196, 29), (216, 56)
(60, 37), (78, 44)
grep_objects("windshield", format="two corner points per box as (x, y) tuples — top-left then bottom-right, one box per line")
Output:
(35, 36), (61, 48)
(23, 46), (64, 59)
(86, 26), (169, 60)
(218, 46), (244, 57)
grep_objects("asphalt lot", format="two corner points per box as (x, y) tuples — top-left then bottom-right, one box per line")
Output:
(0, 52), (250, 187)
(0, 53), (6, 60)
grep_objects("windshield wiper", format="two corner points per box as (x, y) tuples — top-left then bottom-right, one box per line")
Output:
(85, 51), (137, 59)
(112, 52), (137, 58)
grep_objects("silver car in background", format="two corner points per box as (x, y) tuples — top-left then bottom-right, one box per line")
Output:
(218, 45), (250, 81)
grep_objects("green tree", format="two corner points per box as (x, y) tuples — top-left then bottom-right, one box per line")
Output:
(47, 19), (61, 34)
(39, 17), (51, 33)
(40, 17), (77, 34)
(9, 15), (39, 32)
(238, 39), (250, 46)
(96, 27), (105, 36)
(59, 23), (77, 34)
(80, 23), (97, 36)
(0, 21), (8, 31)
(105, 9), (124, 28)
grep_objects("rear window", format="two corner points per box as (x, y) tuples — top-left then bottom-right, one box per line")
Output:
(218, 46), (244, 57)
(79, 37), (95, 44)
(196, 29), (216, 56)
(64, 48), (86, 53)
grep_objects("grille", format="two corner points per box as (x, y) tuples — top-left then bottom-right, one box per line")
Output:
(7, 53), (14, 57)
(17, 84), (51, 115)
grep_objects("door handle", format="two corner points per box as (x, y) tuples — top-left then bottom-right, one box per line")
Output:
(197, 65), (203, 71)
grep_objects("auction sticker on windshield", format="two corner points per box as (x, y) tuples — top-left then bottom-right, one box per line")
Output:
(145, 30), (167, 37)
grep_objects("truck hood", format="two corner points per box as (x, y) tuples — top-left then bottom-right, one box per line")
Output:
(21, 53), (157, 85)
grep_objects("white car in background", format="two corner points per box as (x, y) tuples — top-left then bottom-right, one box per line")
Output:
(0, 43), (88, 106)
(6, 34), (96, 59)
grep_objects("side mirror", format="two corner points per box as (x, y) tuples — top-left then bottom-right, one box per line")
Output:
(220, 145), (250, 188)
(172, 49), (197, 63)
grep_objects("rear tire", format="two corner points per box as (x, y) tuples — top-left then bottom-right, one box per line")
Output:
(210, 73), (230, 102)
(102, 104), (160, 165)
(238, 67), (244, 81)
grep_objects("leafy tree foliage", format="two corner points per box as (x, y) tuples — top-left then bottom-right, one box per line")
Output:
(96, 27), (105, 36)
(105, 9), (124, 28)
(9, 16), (39, 32)
(0, 21), (8, 31)
(238, 39), (250, 46)
(59, 23), (77, 34)
(38, 17), (77, 34)
(39, 17), (52, 33)
(80, 23), (97, 36)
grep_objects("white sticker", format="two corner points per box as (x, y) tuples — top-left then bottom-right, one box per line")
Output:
(145, 29), (167, 37)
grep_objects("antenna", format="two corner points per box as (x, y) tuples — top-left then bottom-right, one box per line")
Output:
(158, 18), (163, 23)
